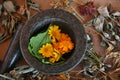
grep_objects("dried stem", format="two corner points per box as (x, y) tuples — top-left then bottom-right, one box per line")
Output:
(0, 74), (15, 80)
(70, 5), (85, 22)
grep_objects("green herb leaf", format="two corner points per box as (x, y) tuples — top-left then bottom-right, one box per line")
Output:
(28, 30), (51, 55)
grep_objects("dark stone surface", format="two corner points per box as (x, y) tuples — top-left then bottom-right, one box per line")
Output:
(20, 9), (87, 75)
(0, 24), (23, 74)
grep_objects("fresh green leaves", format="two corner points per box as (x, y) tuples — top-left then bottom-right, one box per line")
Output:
(28, 30), (51, 61)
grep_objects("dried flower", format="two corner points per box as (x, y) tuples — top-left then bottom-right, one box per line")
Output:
(77, 1), (96, 16)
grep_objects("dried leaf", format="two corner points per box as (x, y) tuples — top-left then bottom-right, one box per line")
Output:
(26, 10), (30, 20)
(9, 17), (16, 34)
(3, 1), (16, 13)
(0, 5), (2, 16)
(0, 33), (4, 37)
(28, 2), (40, 11)
(94, 16), (105, 32)
(77, 1), (96, 16)
(112, 12), (120, 17)
(108, 68), (120, 80)
(103, 32), (111, 39)
(105, 43), (114, 54)
(115, 35), (120, 41)
(97, 6), (110, 17)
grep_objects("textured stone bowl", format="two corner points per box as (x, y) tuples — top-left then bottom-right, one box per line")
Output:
(20, 9), (86, 75)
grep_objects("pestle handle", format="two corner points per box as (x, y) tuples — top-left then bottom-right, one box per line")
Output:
(0, 23), (24, 74)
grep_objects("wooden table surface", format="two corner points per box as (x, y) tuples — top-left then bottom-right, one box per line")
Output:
(0, 0), (120, 68)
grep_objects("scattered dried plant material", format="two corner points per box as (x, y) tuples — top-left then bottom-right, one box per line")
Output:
(0, 0), (41, 43)
(85, 26), (106, 56)
(93, 16), (105, 32)
(27, 2), (40, 11)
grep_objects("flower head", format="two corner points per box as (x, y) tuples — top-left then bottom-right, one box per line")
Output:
(53, 33), (74, 54)
(56, 40), (74, 54)
(48, 25), (61, 40)
(38, 43), (53, 57)
(59, 33), (71, 41)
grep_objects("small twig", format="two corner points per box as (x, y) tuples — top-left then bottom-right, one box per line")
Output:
(0, 74), (15, 80)
(70, 5), (85, 22)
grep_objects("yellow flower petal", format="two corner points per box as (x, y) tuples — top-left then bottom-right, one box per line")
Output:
(49, 57), (55, 63)
(48, 25), (61, 40)
(38, 43), (53, 57)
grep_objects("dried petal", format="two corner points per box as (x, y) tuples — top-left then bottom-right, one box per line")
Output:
(3, 1), (16, 13)
(94, 16), (104, 32)
(97, 6), (110, 17)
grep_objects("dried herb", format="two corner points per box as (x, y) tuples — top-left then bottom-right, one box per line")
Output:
(77, 1), (96, 16)
(3, 1), (16, 13)
(0, 0), (41, 44)
(0, 5), (2, 16)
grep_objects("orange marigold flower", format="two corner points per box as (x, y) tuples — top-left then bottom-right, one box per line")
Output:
(38, 43), (53, 57)
(48, 25), (61, 40)
(54, 40), (74, 54)
(59, 33), (71, 41)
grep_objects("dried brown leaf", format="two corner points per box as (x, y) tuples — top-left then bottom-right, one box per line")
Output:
(0, 5), (2, 16)
(94, 16), (105, 32)
(108, 68), (120, 80)
(9, 17), (16, 34)
(3, 1), (16, 13)
(97, 6), (110, 17)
